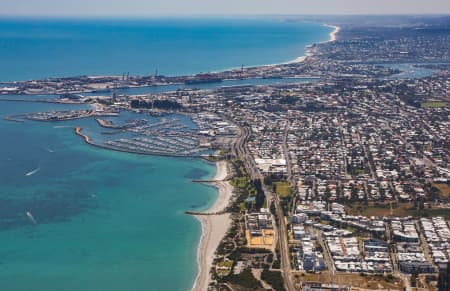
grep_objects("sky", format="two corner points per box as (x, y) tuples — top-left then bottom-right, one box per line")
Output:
(1, 0), (450, 17)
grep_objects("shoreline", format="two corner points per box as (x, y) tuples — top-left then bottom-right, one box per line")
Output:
(191, 23), (339, 290)
(2, 23), (339, 94)
(286, 24), (339, 64)
(235, 23), (339, 68)
(192, 160), (233, 291)
(325, 24), (340, 42)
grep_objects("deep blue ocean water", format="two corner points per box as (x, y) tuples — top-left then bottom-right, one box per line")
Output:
(0, 18), (330, 81)
(0, 18), (331, 290)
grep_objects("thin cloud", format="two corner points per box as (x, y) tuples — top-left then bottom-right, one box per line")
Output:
(1, 0), (449, 16)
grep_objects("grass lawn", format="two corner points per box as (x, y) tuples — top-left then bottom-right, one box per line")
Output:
(274, 181), (291, 197)
(231, 177), (249, 188)
(345, 202), (410, 217)
(216, 260), (234, 276)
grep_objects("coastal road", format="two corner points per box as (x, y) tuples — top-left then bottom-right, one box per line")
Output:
(282, 119), (293, 183)
(231, 121), (260, 180)
(273, 191), (296, 291)
(229, 118), (296, 291)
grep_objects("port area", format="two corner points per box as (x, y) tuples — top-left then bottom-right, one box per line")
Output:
(0, 59), (321, 95)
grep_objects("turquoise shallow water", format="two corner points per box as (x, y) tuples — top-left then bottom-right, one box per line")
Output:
(0, 18), (331, 291)
(0, 102), (216, 291)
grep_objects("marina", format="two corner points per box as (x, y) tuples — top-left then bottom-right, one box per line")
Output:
(38, 108), (238, 158)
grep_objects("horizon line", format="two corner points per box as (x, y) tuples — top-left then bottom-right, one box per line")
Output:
(0, 13), (449, 19)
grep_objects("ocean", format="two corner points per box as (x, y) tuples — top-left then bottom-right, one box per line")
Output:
(0, 18), (331, 290)
(0, 18), (330, 81)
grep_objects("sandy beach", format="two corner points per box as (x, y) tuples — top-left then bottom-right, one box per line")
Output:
(285, 24), (340, 64)
(192, 160), (233, 291)
(285, 55), (307, 64)
(327, 25), (341, 42)
(210, 23), (340, 76)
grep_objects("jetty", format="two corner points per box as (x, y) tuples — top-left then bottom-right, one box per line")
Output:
(75, 127), (92, 143)
(185, 210), (228, 216)
(192, 179), (222, 183)
(3, 115), (25, 123)
(96, 118), (125, 129)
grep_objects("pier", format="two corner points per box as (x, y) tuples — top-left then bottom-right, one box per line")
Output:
(95, 118), (125, 129)
(75, 127), (93, 144)
(3, 115), (25, 123)
(185, 210), (228, 216)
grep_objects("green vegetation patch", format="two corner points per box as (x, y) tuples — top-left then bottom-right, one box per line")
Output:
(216, 260), (233, 276)
(224, 268), (262, 290)
(295, 273), (401, 289)
(228, 159), (264, 211)
(345, 202), (450, 219)
(231, 176), (251, 189)
(274, 182), (292, 197)
(420, 101), (448, 108)
(345, 201), (416, 217)
(261, 268), (286, 291)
